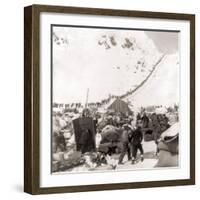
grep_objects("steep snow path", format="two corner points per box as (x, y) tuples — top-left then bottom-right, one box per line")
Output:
(124, 53), (179, 107)
(101, 54), (166, 110)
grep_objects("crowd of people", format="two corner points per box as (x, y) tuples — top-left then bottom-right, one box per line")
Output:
(52, 103), (178, 172)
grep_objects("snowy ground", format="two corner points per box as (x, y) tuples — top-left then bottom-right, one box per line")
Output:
(54, 141), (158, 174)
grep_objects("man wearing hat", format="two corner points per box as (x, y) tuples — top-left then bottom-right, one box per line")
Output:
(130, 119), (144, 164)
(118, 124), (133, 164)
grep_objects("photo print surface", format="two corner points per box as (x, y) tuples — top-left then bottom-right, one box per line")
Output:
(51, 25), (179, 174)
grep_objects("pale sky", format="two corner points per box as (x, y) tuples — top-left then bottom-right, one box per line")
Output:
(146, 31), (179, 54)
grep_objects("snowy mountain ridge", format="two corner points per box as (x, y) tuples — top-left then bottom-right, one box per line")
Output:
(52, 27), (176, 105)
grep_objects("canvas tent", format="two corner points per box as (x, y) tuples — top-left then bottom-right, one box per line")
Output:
(107, 98), (132, 115)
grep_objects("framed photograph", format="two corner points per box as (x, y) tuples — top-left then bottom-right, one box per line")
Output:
(24, 4), (195, 194)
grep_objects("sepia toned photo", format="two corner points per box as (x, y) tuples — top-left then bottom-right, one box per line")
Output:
(24, 5), (195, 194)
(51, 25), (179, 174)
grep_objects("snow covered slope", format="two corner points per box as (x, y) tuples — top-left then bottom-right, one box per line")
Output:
(52, 27), (163, 104)
(123, 53), (179, 107)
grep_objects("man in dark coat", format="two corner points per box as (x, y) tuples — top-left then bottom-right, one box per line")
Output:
(56, 131), (66, 152)
(130, 119), (144, 164)
(118, 124), (132, 164)
(141, 112), (149, 128)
